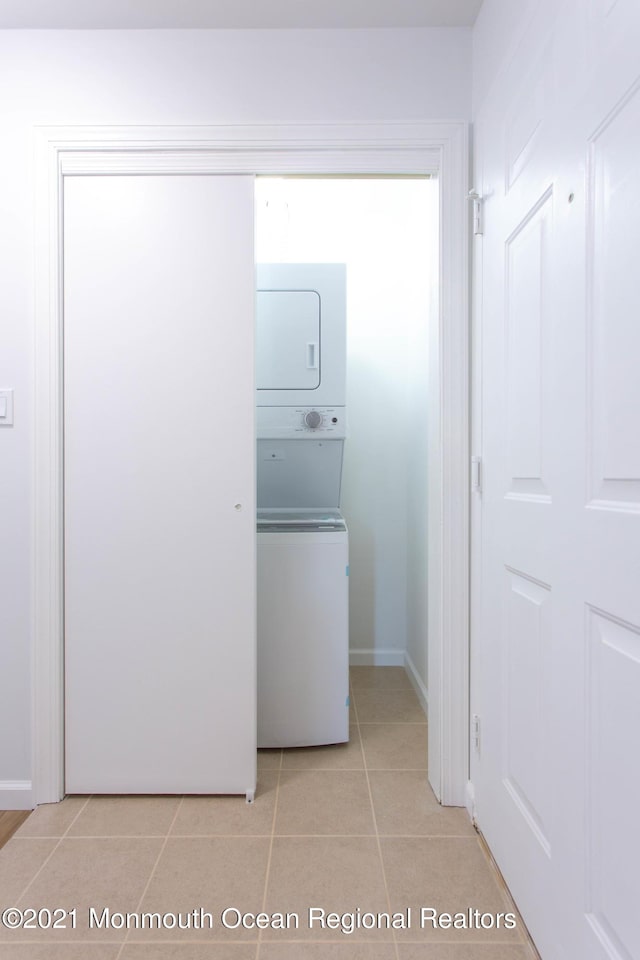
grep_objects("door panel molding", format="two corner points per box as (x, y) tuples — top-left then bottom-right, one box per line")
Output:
(503, 567), (552, 857)
(586, 78), (640, 513)
(585, 604), (640, 958)
(33, 121), (469, 805)
(504, 186), (553, 503)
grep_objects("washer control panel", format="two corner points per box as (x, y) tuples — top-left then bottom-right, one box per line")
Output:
(257, 406), (346, 439)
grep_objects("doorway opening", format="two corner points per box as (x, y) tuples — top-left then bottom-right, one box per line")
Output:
(31, 123), (469, 810)
(255, 175), (439, 711)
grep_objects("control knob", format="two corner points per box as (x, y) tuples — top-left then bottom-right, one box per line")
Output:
(304, 410), (322, 430)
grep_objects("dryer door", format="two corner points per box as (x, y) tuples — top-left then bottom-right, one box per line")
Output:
(256, 264), (346, 408)
(256, 289), (320, 391)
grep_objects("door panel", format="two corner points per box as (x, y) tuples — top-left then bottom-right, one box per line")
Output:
(586, 608), (640, 955)
(64, 174), (256, 795)
(503, 569), (552, 856)
(588, 83), (640, 507)
(505, 189), (552, 501)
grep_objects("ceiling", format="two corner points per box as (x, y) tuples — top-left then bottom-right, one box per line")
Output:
(0, 0), (483, 30)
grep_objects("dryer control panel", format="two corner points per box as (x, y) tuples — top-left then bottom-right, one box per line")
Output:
(257, 405), (346, 439)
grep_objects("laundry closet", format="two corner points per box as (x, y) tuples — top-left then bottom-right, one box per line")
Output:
(254, 176), (436, 735)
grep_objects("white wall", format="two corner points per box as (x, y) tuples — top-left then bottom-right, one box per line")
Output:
(0, 26), (470, 794)
(256, 178), (435, 673)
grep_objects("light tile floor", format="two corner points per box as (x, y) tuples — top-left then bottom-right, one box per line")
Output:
(0, 668), (538, 959)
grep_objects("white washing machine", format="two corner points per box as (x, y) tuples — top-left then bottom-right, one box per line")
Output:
(257, 510), (349, 748)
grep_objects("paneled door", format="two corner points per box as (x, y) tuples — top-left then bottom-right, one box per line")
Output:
(473, 2), (640, 957)
(64, 175), (256, 796)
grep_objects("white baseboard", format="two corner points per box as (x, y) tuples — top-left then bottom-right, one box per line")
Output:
(404, 651), (429, 719)
(0, 781), (34, 810)
(349, 648), (405, 666)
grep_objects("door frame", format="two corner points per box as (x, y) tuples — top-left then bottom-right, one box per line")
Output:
(32, 120), (469, 806)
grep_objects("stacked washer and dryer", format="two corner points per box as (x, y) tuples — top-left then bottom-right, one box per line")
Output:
(256, 263), (349, 748)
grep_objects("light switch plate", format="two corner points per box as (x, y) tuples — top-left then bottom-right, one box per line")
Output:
(0, 389), (14, 426)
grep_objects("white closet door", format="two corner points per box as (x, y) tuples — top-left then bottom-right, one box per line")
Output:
(64, 174), (256, 795)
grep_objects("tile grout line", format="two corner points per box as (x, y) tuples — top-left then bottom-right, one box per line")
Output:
(55, 829), (434, 836)
(113, 794), (185, 960)
(13, 794), (93, 908)
(18, 830), (280, 836)
(351, 681), (402, 960)
(256, 747), (283, 960)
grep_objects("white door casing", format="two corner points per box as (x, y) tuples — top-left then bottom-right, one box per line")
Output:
(472, 1), (640, 957)
(63, 174), (256, 795)
(32, 122), (469, 806)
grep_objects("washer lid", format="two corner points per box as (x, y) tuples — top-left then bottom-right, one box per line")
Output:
(257, 509), (346, 533)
